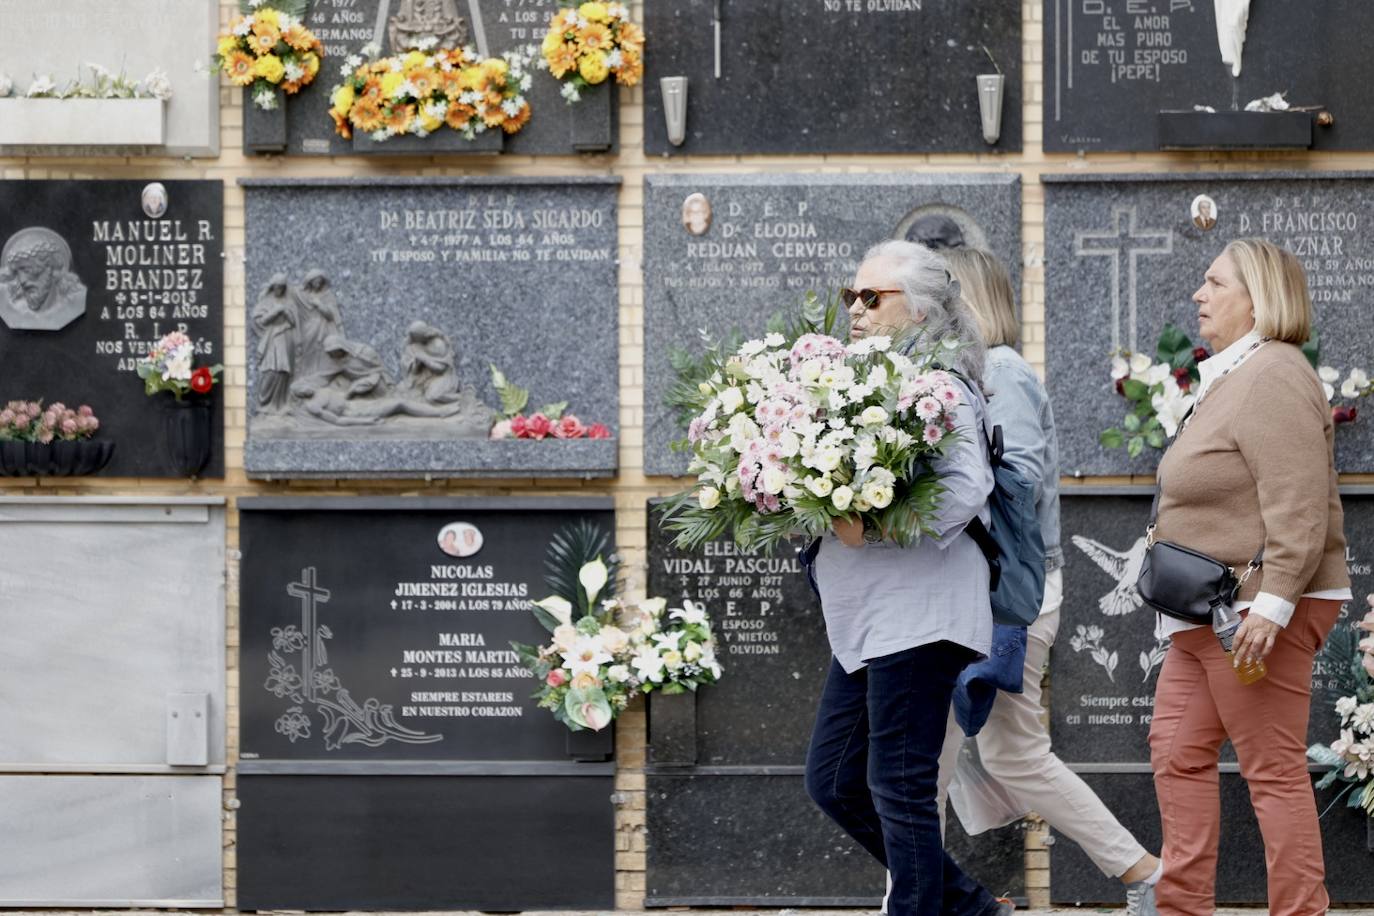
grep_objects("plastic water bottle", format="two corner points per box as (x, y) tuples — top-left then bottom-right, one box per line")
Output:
(1213, 602), (1267, 685)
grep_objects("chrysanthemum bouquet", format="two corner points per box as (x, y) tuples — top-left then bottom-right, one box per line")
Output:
(540, 1), (644, 103)
(214, 1), (324, 111)
(0, 401), (100, 443)
(512, 522), (722, 732)
(1308, 596), (1374, 816)
(660, 297), (970, 553)
(136, 331), (223, 401)
(327, 44), (534, 141)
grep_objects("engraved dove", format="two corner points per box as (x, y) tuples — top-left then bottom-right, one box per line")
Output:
(1070, 534), (1149, 617)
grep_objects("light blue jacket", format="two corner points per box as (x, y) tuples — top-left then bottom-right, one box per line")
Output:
(984, 345), (1063, 573)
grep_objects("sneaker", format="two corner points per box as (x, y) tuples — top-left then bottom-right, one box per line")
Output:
(1125, 879), (1158, 916)
(993, 897), (1016, 914)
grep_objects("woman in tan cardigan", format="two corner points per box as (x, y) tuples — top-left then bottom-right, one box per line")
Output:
(1148, 239), (1350, 916)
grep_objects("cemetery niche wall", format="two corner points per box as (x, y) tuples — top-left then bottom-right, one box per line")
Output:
(1050, 488), (1374, 906)
(643, 0), (1022, 156)
(644, 505), (1027, 907)
(1045, 172), (1374, 478)
(0, 497), (227, 907)
(0, 180), (225, 479)
(0, 0), (219, 156)
(241, 177), (618, 479)
(643, 172), (1021, 477)
(235, 497), (617, 911)
(1044, 0), (1374, 152)
(251, 0), (619, 156)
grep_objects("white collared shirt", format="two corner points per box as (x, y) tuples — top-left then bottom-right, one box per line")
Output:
(1158, 330), (1351, 637)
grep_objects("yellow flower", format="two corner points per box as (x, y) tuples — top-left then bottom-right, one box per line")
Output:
(250, 19), (281, 56)
(549, 10), (577, 34)
(300, 52), (320, 82)
(578, 49), (610, 85)
(409, 67), (439, 97)
(252, 53), (286, 84)
(419, 109), (444, 133)
(546, 42), (578, 78)
(331, 83), (356, 114)
(502, 99), (531, 134)
(439, 69), (465, 99)
(618, 21), (645, 52)
(282, 79), (302, 95)
(224, 49), (255, 86)
(578, 2), (610, 23)
(380, 70), (406, 99)
(254, 8), (280, 28)
(283, 23), (314, 52)
(330, 107), (352, 139)
(403, 50), (427, 70)
(615, 49), (643, 87)
(384, 103), (415, 134)
(542, 27), (566, 56)
(577, 21), (612, 54)
(458, 66), (486, 93)
(217, 34), (241, 59)
(481, 58), (508, 83)
(350, 98), (384, 132)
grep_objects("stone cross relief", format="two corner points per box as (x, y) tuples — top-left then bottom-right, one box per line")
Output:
(1073, 206), (1173, 353)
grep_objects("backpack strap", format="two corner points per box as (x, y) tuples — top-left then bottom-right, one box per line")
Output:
(966, 516), (1002, 592)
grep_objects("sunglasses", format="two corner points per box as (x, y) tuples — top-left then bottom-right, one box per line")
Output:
(840, 287), (902, 310)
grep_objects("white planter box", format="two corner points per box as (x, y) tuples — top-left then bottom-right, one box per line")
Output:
(0, 97), (166, 146)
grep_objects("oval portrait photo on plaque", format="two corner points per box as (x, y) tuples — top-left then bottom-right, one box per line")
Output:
(436, 521), (484, 558)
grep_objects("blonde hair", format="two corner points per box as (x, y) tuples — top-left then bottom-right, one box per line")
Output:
(1223, 238), (1312, 344)
(943, 248), (1020, 347)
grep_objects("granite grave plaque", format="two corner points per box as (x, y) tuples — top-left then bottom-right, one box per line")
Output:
(1044, 0), (1374, 153)
(1046, 172), (1374, 477)
(241, 177), (618, 478)
(0, 0), (219, 157)
(644, 173), (1022, 476)
(236, 496), (617, 909)
(645, 505), (1026, 905)
(1049, 488), (1374, 904)
(643, 0), (1021, 155)
(275, 0), (617, 156)
(0, 180), (225, 478)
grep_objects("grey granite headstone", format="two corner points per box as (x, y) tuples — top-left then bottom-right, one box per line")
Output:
(242, 178), (618, 478)
(644, 173), (1022, 476)
(1044, 0), (1374, 153)
(643, 0), (1021, 155)
(1046, 172), (1374, 476)
(279, 0), (617, 156)
(0, 0), (219, 157)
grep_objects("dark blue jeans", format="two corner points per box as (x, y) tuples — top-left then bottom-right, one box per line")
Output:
(805, 642), (1000, 916)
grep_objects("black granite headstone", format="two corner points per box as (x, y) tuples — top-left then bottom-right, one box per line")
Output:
(1050, 488), (1374, 904)
(0, 180), (224, 478)
(1045, 172), (1374, 476)
(643, 0), (1022, 155)
(276, 0), (617, 156)
(1043, 0), (1374, 153)
(236, 496), (616, 910)
(644, 505), (1026, 905)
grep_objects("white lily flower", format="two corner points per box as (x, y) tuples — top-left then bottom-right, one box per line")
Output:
(1318, 365), (1341, 384)
(533, 595), (573, 628)
(579, 558), (609, 607)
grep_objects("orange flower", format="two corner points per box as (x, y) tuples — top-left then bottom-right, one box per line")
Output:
(546, 42), (578, 78)
(439, 69), (465, 99)
(224, 49), (256, 86)
(484, 89), (505, 110)
(615, 49), (643, 87)
(409, 67), (439, 97)
(250, 20), (281, 55)
(445, 102), (476, 130)
(384, 103), (415, 134)
(502, 100), (531, 134)
(444, 48), (471, 68)
(360, 77), (385, 100)
(350, 98), (385, 132)
(482, 103), (506, 129)
(577, 22), (612, 54)
(330, 107), (352, 139)
(618, 21), (645, 52)
(282, 79), (302, 95)
(283, 24), (313, 52)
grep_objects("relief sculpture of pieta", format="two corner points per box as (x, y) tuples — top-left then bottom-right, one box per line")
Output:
(388, 0), (468, 52)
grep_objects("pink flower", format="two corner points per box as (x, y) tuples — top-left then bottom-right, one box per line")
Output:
(915, 397), (942, 421)
(687, 417), (706, 443)
(78, 405), (94, 417)
(61, 418), (77, 435)
(36, 428), (54, 444)
(586, 423), (612, 439)
(923, 424), (944, 446)
(525, 412), (553, 440)
(546, 669), (568, 688)
(510, 414), (529, 438)
(490, 418), (514, 440)
(936, 384), (962, 406)
(553, 414), (586, 439)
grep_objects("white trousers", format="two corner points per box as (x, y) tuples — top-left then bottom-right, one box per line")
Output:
(935, 569), (1147, 880)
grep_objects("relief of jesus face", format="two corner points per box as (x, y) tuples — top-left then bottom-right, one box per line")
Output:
(10, 253), (59, 311)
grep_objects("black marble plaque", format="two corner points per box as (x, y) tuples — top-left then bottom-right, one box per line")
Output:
(280, 0), (617, 156)
(236, 773), (615, 910)
(1044, 0), (1374, 153)
(239, 497), (616, 761)
(0, 180), (224, 478)
(645, 505), (1026, 904)
(643, 0), (1022, 155)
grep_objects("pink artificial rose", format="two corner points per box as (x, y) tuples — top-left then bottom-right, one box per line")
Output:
(553, 414), (586, 439)
(61, 418), (77, 435)
(78, 405), (94, 418)
(510, 414), (529, 438)
(586, 423), (612, 439)
(490, 418), (514, 440)
(546, 669), (568, 688)
(525, 412), (553, 440)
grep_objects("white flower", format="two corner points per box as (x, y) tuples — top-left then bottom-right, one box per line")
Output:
(852, 438), (877, 472)
(552, 624), (580, 654)
(253, 87), (279, 110)
(1144, 363), (1171, 386)
(141, 68), (173, 101)
(1351, 368), (1370, 389)
(670, 600), (708, 626)
(811, 447), (842, 473)
(764, 332), (785, 347)
(578, 558), (609, 607)
(233, 17), (253, 36)
(861, 482), (894, 509)
(697, 486), (721, 510)
(1323, 381), (1335, 402)
(805, 475), (834, 498)
(599, 626), (629, 654)
(798, 358), (824, 382)
(1151, 379), (1196, 438)
(607, 664), (631, 683)
(1354, 703), (1374, 734)
(831, 486), (854, 512)
(761, 466), (788, 495)
(533, 595), (573, 628)
(683, 641), (703, 662)
(163, 353), (193, 382)
(560, 81), (582, 102)
(25, 74), (56, 97)
(1341, 377), (1361, 400)
(631, 649), (665, 683)
(501, 98), (523, 117)
(719, 387), (745, 414)
(564, 635), (613, 678)
(859, 406), (889, 427)
(652, 630), (683, 652)
(1319, 365), (1341, 384)
(1128, 352), (1152, 376)
(739, 339), (767, 356)
(1337, 695), (1359, 723)
(1110, 354), (1130, 380)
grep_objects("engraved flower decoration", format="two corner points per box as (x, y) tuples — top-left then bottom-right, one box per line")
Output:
(274, 706), (312, 742)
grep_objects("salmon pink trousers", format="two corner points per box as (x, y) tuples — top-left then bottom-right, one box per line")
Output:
(1149, 597), (1344, 916)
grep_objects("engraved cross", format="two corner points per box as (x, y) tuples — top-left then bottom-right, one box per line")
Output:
(1074, 207), (1173, 352)
(287, 567), (331, 701)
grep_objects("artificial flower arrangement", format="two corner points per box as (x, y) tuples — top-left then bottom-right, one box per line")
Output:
(327, 42), (534, 142)
(540, 1), (644, 103)
(1308, 595), (1374, 818)
(488, 365), (611, 440)
(136, 331), (224, 401)
(1318, 364), (1373, 425)
(1100, 323), (1204, 457)
(214, 0), (324, 111)
(0, 401), (100, 443)
(512, 522), (722, 732)
(0, 63), (172, 101)
(659, 295), (970, 552)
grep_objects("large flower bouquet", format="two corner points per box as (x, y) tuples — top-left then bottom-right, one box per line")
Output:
(512, 522), (722, 732)
(1308, 596), (1374, 816)
(0, 401), (100, 442)
(1100, 323), (1204, 457)
(487, 365), (611, 440)
(214, 1), (323, 111)
(660, 297), (970, 552)
(136, 331), (224, 401)
(540, 1), (644, 102)
(328, 45), (534, 141)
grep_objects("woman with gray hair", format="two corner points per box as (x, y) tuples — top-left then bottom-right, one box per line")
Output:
(804, 240), (1011, 916)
